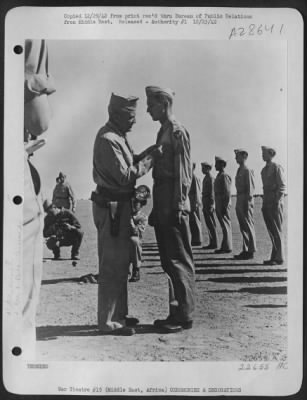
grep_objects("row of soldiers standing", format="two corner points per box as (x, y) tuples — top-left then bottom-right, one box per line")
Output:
(189, 147), (286, 264)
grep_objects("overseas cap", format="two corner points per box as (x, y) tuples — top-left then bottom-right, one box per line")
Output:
(145, 86), (175, 101)
(58, 172), (66, 179)
(108, 93), (139, 113)
(201, 161), (212, 169)
(261, 146), (276, 156)
(215, 156), (227, 164)
(234, 148), (248, 157)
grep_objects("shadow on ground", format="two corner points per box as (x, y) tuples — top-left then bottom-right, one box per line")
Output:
(206, 286), (287, 295)
(195, 268), (287, 275)
(142, 252), (160, 256)
(42, 277), (81, 285)
(207, 276), (287, 283)
(244, 304), (287, 308)
(195, 262), (266, 267)
(37, 324), (160, 340)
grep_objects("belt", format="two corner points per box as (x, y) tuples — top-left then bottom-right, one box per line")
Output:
(96, 186), (134, 201)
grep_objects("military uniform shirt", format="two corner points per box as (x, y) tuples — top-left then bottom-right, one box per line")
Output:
(202, 174), (215, 207)
(52, 181), (75, 209)
(131, 211), (148, 239)
(153, 118), (192, 211)
(93, 122), (149, 195)
(235, 165), (255, 197)
(189, 172), (202, 210)
(214, 172), (232, 203)
(43, 210), (81, 238)
(261, 162), (286, 204)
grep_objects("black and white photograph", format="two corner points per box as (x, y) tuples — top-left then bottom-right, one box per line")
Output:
(2, 6), (303, 396)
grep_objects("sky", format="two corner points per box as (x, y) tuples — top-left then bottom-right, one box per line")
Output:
(33, 39), (287, 199)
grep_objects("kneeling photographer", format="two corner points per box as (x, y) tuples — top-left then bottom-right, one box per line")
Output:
(43, 200), (84, 260)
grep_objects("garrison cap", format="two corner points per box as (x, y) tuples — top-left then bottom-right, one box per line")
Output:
(58, 172), (66, 179)
(145, 86), (175, 101)
(234, 148), (248, 157)
(201, 161), (212, 169)
(215, 156), (227, 164)
(261, 146), (276, 156)
(108, 93), (139, 113)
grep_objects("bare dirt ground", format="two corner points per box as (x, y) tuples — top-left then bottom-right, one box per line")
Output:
(36, 197), (287, 362)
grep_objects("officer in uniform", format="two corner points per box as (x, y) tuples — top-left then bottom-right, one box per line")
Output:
(23, 39), (55, 358)
(234, 149), (257, 260)
(146, 85), (195, 333)
(92, 93), (159, 335)
(261, 146), (286, 265)
(201, 161), (217, 249)
(188, 163), (203, 246)
(214, 156), (232, 254)
(52, 172), (76, 212)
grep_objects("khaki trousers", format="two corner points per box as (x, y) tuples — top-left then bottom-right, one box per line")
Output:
(130, 236), (142, 269)
(262, 202), (284, 262)
(154, 212), (195, 322)
(202, 205), (217, 247)
(215, 199), (232, 251)
(92, 201), (132, 331)
(189, 208), (203, 245)
(236, 195), (257, 253)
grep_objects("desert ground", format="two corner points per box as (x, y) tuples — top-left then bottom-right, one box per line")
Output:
(36, 197), (287, 362)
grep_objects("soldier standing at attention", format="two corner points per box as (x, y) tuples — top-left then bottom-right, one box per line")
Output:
(201, 162), (217, 250)
(188, 163), (203, 246)
(145, 86), (195, 333)
(214, 156), (232, 254)
(52, 172), (76, 212)
(233, 149), (257, 260)
(261, 146), (286, 265)
(92, 93), (160, 335)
